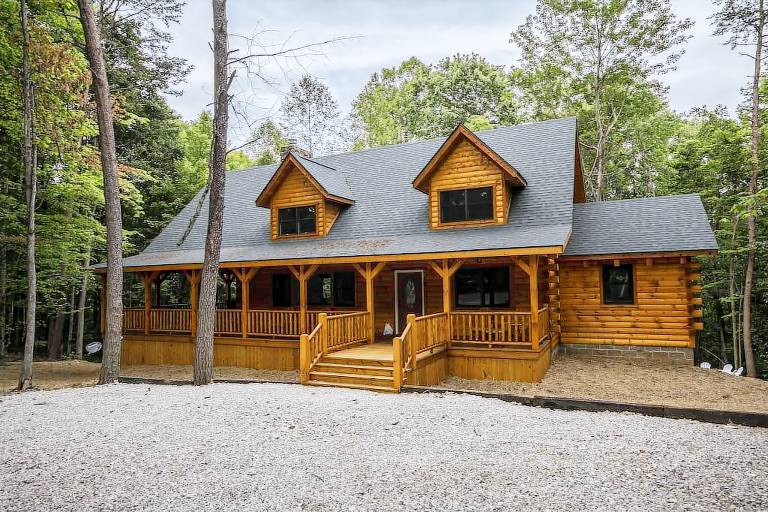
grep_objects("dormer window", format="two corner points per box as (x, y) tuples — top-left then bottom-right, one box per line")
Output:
(440, 187), (493, 224)
(278, 205), (316, 236)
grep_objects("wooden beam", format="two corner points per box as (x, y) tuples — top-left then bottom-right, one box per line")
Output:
(428, 261), (444, 278)
(511, 256), (530, 276)
(529, 255), (539, 350)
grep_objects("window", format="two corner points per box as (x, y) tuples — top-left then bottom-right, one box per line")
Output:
(440, 187), (494, 223)
(272, 274), (294, 307)
(308, 272), (356, 307)
(455, 267), (509, 307)
(602, 264), (634, 305)
(278, 205), (316, 236)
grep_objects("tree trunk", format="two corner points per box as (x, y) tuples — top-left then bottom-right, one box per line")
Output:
(75, 247), (91, 359)
(713, 291), (729, 365)
(18, 0), (36, 391)
(77, 0), (124, 384)
(742, 0), (763, 378)
(193, 0), (229, 385)
(66, 286), (76, 356)
(48, 310), (64, 360)
(0, 244), (7, 359)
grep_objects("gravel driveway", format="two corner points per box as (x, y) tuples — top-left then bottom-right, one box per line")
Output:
(1, 383), (766, 511)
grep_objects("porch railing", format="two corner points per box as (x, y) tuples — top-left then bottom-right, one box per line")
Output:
(299, 319), (325, 384)
(324, 311), (370, 352)
(537, 306), (550, 346)
(123, 308), (145, 331)
(150, 308), (191, 333)
(450, 310), (532, 347)
(247, 310), (301, 338)
(214, 309), (241, 336)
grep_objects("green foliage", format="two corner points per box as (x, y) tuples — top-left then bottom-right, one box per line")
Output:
(352, 54), (520, 147)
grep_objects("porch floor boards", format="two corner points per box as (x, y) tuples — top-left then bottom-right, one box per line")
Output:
(328, 342), (393, 362)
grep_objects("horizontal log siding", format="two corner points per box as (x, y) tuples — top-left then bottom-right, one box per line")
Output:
(428, 139), (507, 229)
(559, 258), (693, 348)
(269, 164), (326, 239)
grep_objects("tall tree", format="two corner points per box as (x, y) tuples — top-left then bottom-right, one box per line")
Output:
(280, 75), (340, 155)
(17, 0), (36, 391)
(78, 0), (124, 384)
(712, 0), (768, 378)
(511, 0), (693, 200)
(193, 0), (229, 385)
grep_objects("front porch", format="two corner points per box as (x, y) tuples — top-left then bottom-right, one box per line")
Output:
(113, 254), (562, 390)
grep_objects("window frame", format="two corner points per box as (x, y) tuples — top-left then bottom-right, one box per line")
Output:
(438, 186), (495, 225)
(600, 263), (636, 306)
(277, 203), (318, 237)
(273, 271), (356, 308)
(453, 266), (511, 309)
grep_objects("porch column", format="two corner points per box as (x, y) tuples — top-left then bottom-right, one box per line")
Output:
(100, 273), (107, 337)
(354, 262), (386, 344)
(232, 267), (259, 338)
(290, 264), (319, 334)
(141, 272), (153, 335)
(184, 270), (201, 337)
(429, 259), (463, 344)
(529, 255), (540, 350)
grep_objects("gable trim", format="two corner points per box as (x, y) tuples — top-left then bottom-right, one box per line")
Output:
(255, 153), (354, 208)
(412, 124), (528, 193)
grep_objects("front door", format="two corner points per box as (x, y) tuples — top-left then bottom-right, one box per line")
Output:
(396, 271), (424, 334)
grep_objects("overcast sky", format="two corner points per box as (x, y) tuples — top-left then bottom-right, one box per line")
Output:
(164, 0), (751, 141)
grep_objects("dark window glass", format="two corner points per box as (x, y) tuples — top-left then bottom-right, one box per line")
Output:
(602, 264), (634, 305)
(440, 187), (493, 223)
(333, 272), (356, 307)
(272, 274), (293, 307)
(278, 205), (316, 236)
(308, 272), (356, 307)
(455, 267), (509, 307)
(308, 274), (333, 306)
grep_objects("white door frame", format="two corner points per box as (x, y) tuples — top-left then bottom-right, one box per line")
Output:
(394, 269), (425, 334)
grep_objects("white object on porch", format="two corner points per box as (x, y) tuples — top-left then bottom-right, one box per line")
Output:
(383, 323), (393, 336)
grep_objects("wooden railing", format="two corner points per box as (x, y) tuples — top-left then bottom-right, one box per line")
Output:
(411, 312), (450, 354)
(324, 311), (370, 352)
(299, 319), (325, 384)
(537, 306), (550, 345)
(214, 309), (241, 335)
(392, 319), (414, 392)
(123, 308), (145, 331)
(248, 310), (301, 338)
(450, 311), (532, 347)
(150, 308), (191, 333)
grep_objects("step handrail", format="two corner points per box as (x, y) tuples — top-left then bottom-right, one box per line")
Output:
(299, 314), (326, 384)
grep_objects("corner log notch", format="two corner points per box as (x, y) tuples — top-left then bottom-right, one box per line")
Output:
(353, 262), (386, 343)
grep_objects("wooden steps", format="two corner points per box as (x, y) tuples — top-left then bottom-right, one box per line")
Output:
(306, 346), (396, 392)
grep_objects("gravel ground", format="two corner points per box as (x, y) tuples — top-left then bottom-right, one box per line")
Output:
(1, 384), (766, 511)
(440, 354), (768, 413)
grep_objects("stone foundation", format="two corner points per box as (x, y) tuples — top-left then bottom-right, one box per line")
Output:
(560, 343), (694, 366)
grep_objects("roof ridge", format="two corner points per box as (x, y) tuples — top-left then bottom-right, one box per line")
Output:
(574, 193), (701, 207)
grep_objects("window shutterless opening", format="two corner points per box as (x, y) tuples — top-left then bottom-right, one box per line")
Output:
(454, 267), (510, 307)
(278, 205), (316, 236)
(602, 264), (635, 305)
(272, 271), (356, 308)
(439, 186), (494, 223)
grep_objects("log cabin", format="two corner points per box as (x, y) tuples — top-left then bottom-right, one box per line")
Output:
(95, 117), (718, 392)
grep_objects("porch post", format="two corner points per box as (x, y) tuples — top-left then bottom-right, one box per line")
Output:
(529, 255), (540, 350)
(290, 265), (318, 334)
(232, 267), (258, 338)
(100, 273), (107, 337)
(184, 270), (201, 338)
(354, 262), (386, 344)
(142, 272), (152, 335)
(430, 259), (463, 345)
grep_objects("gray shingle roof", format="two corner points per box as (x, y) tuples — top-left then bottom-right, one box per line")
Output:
(291, 154), (354, 202)
(564, 194), (718, 257)
(110, 117), (717, 270)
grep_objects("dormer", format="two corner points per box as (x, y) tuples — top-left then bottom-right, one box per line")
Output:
(256, 153), (354, 240)
(413, 125), (527, 229)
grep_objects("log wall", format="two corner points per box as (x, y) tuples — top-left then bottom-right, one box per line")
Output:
(559, 257), (699, 348)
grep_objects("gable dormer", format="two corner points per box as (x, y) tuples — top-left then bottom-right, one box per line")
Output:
(413, 125), (527, 229)
(256, 153), (354, 240)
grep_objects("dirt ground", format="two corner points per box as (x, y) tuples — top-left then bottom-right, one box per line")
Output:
(120, 365), (299, 383)
(0, 360), (101, 393)
(440, 354), (768, 413)
(3, 357), (765, 414)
